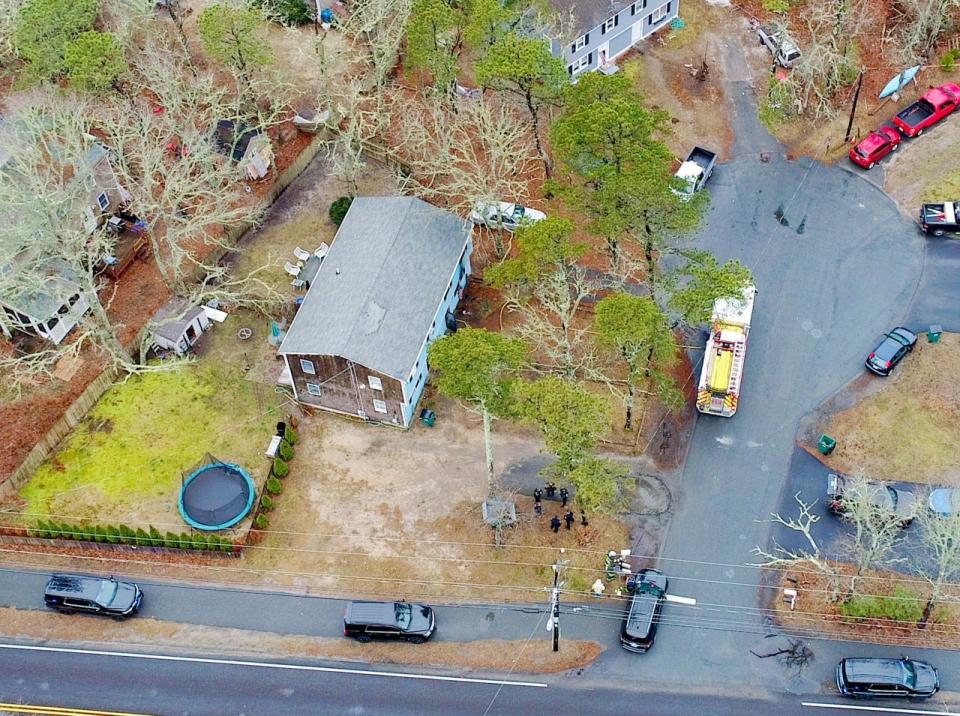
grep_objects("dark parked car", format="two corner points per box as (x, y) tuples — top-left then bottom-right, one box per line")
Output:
(836, 657), (939, 699)
(44, 574), (142, 618)
(343, 601), (435, 644)
(620, 569), (668, 653)
(849, 127), (900, 169)
(826, 473), (917, 526)
(865, 327), (917, 376)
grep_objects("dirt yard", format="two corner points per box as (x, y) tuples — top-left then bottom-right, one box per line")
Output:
(621, 0), (746, 162)
(884, 110), (960, 212)
(229, 153), (398, 295)
(816, 332), (960, 486)
(0, 607), (602, 674)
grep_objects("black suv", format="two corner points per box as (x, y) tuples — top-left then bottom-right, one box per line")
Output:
(44, 574), (142, 618)
(836, 657), (939, 699)
(343, 601), (436, 644)
(620, 569), (668, 653)
(865, 327), (917, 376)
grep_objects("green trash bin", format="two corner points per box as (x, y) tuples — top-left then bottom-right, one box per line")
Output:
(420, 409), (436, 427)
(928, 324), (943, 343)
(818, 434), (837, 455)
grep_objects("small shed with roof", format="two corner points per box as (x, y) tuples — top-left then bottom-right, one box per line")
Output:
(149, 297), (212, 356)
(278, 196), (473, 427)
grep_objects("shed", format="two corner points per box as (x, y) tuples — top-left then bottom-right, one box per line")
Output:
(149, 297), (212, 355)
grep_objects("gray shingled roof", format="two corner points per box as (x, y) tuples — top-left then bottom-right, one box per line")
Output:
(547, 0), (632, 36)
(279, 197), (470, 380)
(150, 297), (205, 343)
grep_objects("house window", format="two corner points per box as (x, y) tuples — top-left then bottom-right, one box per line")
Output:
(601, 15), (617, 34)
(632, 0), (647, 13)
(648, 3), (669, 25)
(300, 358), (316, 375)
(372, 399), (388, 414)
(96, 192), (109, 211)
(368, 375), (383, 391)
(306, 383), (321, 396)
(573, 33), (588, 52)
(569, 54), (591, 75)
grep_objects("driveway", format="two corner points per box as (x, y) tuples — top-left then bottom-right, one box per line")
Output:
(625, 30), (926, 690)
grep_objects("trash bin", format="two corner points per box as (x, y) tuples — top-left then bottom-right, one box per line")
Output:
(928, 324), (943, 343)
(817, 434), (837, 455)
(420, 409), (436, 427)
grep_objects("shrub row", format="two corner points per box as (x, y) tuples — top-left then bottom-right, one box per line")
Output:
(255, 428), (298, 529)
(30, 521), (236, 553)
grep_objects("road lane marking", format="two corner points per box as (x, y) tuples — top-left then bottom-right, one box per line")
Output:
(0, 704), (151, 716)
(0, 643), (548, 688)
(802, 702), (960, 714)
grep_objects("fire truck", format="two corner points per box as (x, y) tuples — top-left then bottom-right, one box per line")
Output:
(696, 286), (757, 418)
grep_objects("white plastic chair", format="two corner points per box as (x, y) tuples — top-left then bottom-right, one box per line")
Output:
(283, 261), (301, 277)
(293, 246), (311, 262)
(314, 242), (330, 260)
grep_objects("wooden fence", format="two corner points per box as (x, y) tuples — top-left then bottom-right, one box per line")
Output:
(0, 367), (119, 503)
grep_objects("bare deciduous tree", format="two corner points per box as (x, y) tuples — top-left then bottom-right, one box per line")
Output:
(917, 495), (960, 627)
(341, 0), (413, 108)
(887, 0), (960, 63)
(833, 473), (912, 598)
(392, 96), (537, 224)
(753, 491), (842, 601)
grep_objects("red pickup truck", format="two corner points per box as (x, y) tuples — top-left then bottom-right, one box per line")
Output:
(892, 83), (960, 137)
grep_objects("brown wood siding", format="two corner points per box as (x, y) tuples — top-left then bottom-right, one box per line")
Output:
(287, 353), (406, 426)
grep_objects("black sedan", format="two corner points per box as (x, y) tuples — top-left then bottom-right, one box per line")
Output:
(826, 473), (917, 526)
(865, 327), (917, 376)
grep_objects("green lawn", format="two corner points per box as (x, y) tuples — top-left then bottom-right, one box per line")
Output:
(20, 363), (279, 527)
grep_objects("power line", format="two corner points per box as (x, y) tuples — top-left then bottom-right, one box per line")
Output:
(1, 506), (945, 591)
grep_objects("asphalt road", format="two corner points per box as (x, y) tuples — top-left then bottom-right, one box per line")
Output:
(617, 31), (928, 691)
(3, 640), (955, 716)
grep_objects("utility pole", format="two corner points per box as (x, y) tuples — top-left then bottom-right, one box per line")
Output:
(844, 69), (865, 143)
(547, 549), (569, 652)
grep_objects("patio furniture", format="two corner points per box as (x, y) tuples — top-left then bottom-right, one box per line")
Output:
(293, 246), (311, 262)
(314, 242), (330, 260)
(283, 261), (301, 277)
(291, 278), (306, 291)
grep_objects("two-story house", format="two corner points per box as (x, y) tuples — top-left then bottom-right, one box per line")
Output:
(279, 197), (473, 428)
(550, 0), (679, 78)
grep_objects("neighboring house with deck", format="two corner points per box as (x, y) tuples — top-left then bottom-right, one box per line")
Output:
(278, 197), (473, 427)
(549, 0), (679, 78)
(0, 128), (124, 344)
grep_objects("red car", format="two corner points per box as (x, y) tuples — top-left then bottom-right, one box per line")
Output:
(892, 83), (960, 137)
(849, 127), (900, 169)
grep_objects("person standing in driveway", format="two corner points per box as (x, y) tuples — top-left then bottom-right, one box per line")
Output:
(550, 516), (561, 533)
(559, 487), (569, 507)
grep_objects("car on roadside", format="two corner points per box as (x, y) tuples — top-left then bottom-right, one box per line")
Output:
(826, 473), (917, 526)
(469, 202), (546, 232)
(343, 600), (436, 644)
(836, 657), (939, 699)
(920, 201), (960, 236)
(891, 83), (960, 138)
(44, 574), (143, 618)
(865, 327), (917, 376)
(849, 127), (900, 169)
(620, 569), (668, 653)
(928, 488), (960, 516)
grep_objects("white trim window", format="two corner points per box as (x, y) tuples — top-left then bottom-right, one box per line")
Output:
(306, 383), (321, 396)
(96, 192), (109, 211)
(574, 33), (588, 51)
(368, 375), (383, 391)
(569, 55), (591, 76)
(372, 399), (388, 414)
(603, 17), (616, 32)
(300, 358), (316, 375)
(648, 3), (670, 25)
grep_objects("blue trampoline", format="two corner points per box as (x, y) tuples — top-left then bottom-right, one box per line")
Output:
(179, 459), (255, 531)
